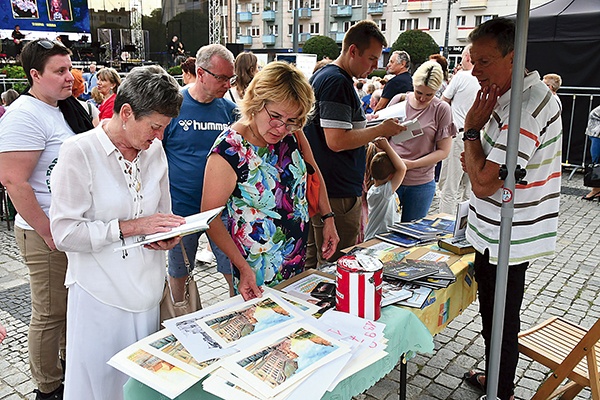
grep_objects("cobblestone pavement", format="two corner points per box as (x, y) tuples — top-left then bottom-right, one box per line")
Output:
(0, 170), (598, 400)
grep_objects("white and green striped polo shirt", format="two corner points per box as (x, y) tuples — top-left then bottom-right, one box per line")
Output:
(466, 71), (563, 265)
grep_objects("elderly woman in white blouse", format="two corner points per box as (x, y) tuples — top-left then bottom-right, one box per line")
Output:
(49, 66), (185, 400)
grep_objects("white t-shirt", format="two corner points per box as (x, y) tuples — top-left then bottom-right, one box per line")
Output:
(365, 181), (400, 241)
(0, 95), (75, 230)
(442, 69), (480, 130)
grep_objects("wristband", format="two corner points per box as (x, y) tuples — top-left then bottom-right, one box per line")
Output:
(321, 212), (335, 223)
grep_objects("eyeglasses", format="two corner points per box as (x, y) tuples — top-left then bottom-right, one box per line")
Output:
(201, 67), (236, 85)
(36, 39), (65, 50)
(264, 106), (301, 132)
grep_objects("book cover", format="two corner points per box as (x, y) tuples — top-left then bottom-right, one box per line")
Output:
(438, 237), (475, 255)
(383, 260), (438, 281)
(375, 232), (421, 248)
(394, 282), (433, 309)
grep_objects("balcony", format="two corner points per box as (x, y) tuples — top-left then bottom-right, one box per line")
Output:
(331, 5), (352, 17)
(459, 0), (487, 10)
(298, 32), (311, 43)
(298, 7), (312, 19)
(329, 31), (345, 43)
(237, 11), (253, 22)
(262, 9), (276, 21)
(406, 0), (431, 12)
(367, 2), (384, 15)
(456, 26), (474, 41)
(237, 35), (253, 45)
(262, 34), (276, 45)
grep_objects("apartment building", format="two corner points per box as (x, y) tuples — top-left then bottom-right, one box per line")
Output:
(224, 0), (548, 65)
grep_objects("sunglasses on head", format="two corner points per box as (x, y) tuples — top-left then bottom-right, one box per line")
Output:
(36, 39), (65, 49)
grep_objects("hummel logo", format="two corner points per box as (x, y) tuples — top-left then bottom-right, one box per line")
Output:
(178, 120), (193, 131)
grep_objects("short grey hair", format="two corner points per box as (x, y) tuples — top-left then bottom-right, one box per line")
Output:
(114, 65), (183, 118)
(412, 60), (444, 91)
(195, 44), (234, 70)
(393, 50), (411, 67)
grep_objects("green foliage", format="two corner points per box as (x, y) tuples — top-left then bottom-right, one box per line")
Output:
(1, 66), (28, 93)
(391, 30), (440, 68)
(368, 69), (386, 79)
(301, 35), (340, 61)
(168, 65), (182, 76)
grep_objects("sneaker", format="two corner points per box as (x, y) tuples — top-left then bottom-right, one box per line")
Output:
(34, 384), (64, 400)
(195, 248), (216, 264)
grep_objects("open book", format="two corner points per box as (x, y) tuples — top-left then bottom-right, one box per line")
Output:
(366, 101), (424, 143)
(113, 206), (224, 252)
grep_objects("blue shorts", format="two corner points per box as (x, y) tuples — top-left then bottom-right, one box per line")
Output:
(167, 230), (232, 278)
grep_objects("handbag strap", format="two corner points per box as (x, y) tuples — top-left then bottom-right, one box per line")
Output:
(180, 241), (192, 275)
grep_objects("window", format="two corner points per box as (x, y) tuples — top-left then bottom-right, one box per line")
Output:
(268, 24), (279, 35)
(249, 26), (260, 36)
(351, 0), (362, 6)
(456, 15), (466, 27)
(331, 0), (348, 5)
(343, 20), (355, 31)
(309, 0), (320, 8)
(250, 2), (260, 13)
(288, 24), (293, 34)
(378, 19), (386, 32)
(399, 18), (418, 31)
(330, 22), (338, 31)
(310, 22), (319, 34)
(428, 17), (440, 30)
(475, 14), (497, 25)
(265, 0), (278, 10)
(288, 0), (293, 10)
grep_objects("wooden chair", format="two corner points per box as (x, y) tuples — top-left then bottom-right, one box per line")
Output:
(518, 316), (600, 400)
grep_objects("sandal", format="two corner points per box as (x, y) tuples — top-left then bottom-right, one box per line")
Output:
(463, 370), (486, 393)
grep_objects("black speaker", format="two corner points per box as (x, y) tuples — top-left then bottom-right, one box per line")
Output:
(226, 43), (244, 58)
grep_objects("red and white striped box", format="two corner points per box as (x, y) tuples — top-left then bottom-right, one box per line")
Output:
(335, 255), (383, 321)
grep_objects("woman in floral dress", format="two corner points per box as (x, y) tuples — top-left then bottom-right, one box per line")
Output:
(202, 61), (339, 300)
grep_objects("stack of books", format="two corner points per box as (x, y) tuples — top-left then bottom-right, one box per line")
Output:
(376, 217), (455, 248)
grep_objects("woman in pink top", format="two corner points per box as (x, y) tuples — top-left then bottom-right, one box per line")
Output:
(96, 67), (121, 120)
(389, 60), (456, 221)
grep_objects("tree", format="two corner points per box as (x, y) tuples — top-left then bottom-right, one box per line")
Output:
(168, 10), (209, 58)
(142, 8), (167, 59)
(391, 30), (440, 70)
(302, 35), (340, 61)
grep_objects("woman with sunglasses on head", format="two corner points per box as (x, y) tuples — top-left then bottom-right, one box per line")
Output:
(201, 61), (339, 300)
(96, 67), (121, 120)
(0, 38), (75, 400)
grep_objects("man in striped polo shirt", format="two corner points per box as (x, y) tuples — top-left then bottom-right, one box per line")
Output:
(460, 18), (562, 400)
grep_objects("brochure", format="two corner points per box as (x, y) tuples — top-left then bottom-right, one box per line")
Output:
(375, 231), (421, 248)
(114, 206), (224, 251)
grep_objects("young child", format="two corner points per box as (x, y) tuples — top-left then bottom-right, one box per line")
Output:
(364, 137), (407, 241)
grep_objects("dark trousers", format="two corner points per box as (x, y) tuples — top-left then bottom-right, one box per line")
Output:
(474, 250), (528, 400)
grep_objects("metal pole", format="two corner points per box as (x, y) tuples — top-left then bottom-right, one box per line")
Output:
(292, 0), (299, 52)
(485, 1), (530, 399)
(443, 0), (452, 58)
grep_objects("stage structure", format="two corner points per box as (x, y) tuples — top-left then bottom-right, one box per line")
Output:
(97, 28), (150, 68)
(0, 0), (90, 33)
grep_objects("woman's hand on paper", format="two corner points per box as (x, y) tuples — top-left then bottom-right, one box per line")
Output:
(238, 265), (263, 301)
(121, 213), (186, 238)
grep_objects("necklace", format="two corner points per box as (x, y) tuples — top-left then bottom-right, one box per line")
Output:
(247, 124), (267, 147)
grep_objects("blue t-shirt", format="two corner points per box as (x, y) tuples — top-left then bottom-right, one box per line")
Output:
(304, 64), (367, 198)
(162, 88), (237, 216)
(381, 72), (413, 101)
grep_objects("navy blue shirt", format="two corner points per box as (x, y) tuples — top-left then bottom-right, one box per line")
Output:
(381, 72), (413, 100)
(304, 64), (367, 198)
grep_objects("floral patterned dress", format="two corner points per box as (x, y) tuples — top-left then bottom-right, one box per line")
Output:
(211, 128), (310, 288)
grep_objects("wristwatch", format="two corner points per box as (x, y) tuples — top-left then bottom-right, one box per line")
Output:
(321, 212), (335, 223)
(463, 128), (481, 141)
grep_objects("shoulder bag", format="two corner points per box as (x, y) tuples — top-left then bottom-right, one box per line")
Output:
(583, 163), (600, 187)
(293, 131), (321, 217)
(160, 241), (201, 323)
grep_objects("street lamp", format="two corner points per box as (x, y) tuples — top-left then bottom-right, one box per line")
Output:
(443, 0), (457, 58)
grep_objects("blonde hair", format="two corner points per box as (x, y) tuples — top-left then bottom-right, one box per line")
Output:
(239, 61), (314, 129)
(412, 60), (444, 91)
(543, 73), (562, 93)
